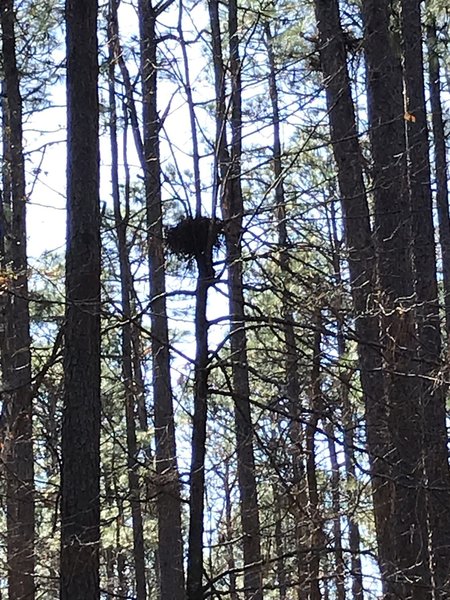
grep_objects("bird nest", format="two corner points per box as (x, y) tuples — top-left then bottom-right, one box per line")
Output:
(165, 216), (223, 259)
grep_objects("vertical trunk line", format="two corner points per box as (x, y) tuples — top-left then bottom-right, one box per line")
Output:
(0, 2), (35, 598)
(224, 0), (263, 596)
(401, 5), (450, 594)
(60, 0), (101, 597)
(138, 2), (186, 597)
(108, 4), (148, 596)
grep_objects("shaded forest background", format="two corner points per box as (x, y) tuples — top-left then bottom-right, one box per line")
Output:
(1, 0), (450, 598)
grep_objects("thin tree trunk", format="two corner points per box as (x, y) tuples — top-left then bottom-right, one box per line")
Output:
(328, 200), (364, 600)
(60, 0), (101, 597)
(105, 547), (115, 597)
(207, 0), (229, 217)
(264, 23), (309, 598)
(273, 484), (288, 600)
(224, 459), (239, 600)
(208, 0), (263, 597)
(187, 251), (213, 600)
(138, 2), (185, 598)
(121, 98), (148, 436)
(325, 424), (345, 600)
(306, 310), (322, 600)
(114, 474), (129, 598)
(183, 42), (215, 596)
(0, 2), (35, 597)
(427, 21), (450, 339)
(341, 395), (364, 600)
(104, 470), (117, 597)
(222, 1), (263, 596)
(361, 1), (431, 597)
(175, 10), (214, 594)
(312, 0), (391, 594)
(399, 11), (450, 594)
(177, 0), (202, 217)
(108, 4), (147, 596)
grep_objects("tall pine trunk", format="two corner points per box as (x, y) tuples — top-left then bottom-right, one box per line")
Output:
(60, 0), (101, 598)
(264, 23), (309, 597)
(306, 310), (323, 600)
(186, 250), (213, 600)
(427, 20), (450, 338)
(208, 0), (262, 596)
(222, 1), (263, 596)
(400, 3), (450, 595)
(138, 2), (185, 598)
(312, 0), (391, 593)
(108, 4), (147, 596)
(362, 0), (431, 596)
(0, 1), (35, 597)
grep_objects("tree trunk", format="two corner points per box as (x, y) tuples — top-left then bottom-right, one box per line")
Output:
(361, 1), (431, 597)
(400, 9), (450, 593)
(426, 21), (450, 339)
(312, 0), (391, 593)
(342, 395), (364, 600)
(186, 252), (213, 600)
(325, 423), (345, 600)
(114, 475), (129, 599)
(264, 23), (309, 597)
(222, 1), (263, 597)
(138, 2), (185, 598)
(0, 2), (35, 598)
(306, 310), (323, 600)
(208, 0), (263, 597)
(272, 484), (288, 600)
(108, 4), (147, 596)
(224, 459), (239, 600)
(60, 0), (101, 598)
(328, 200), (364, 600)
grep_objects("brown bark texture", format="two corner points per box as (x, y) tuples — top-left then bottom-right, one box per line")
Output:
(362, 1), (432, 597)
(208, 0), (263, 596)
(138, 1), (186, 598)
(313, 0), (392, 593)
(223, 0), (264, 596)
(0, 1), (35, 598)
(108, 4), (148, 596)
(60, 0), (101, 598)
(186, 253), (212, 600)
(400, 3), (450, 595)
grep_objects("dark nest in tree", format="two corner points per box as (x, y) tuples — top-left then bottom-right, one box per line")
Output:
(165, 216), (223, 259)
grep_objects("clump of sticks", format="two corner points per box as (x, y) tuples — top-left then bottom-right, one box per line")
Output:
(165, 216), (223, 260)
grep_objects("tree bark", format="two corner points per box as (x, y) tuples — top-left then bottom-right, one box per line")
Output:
(361, 1), (431, 597)
(60, 0), (101, 598)
(108, 4), (147, 596)
(426, 21), (450, 339)
(0, 1), (35, 598)
(208, 0), (263, 597)
(138, 2), (185, 598)
(264, 23), (309, 597)
(186, 252), (213, 600)
(306, 310), (323, 600)
(400, 3), (450, 595)
(222, 1), (263, 597)
(312, 0), (391, 593)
